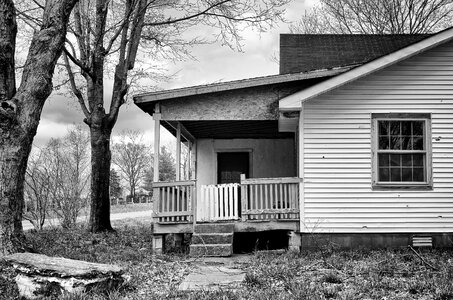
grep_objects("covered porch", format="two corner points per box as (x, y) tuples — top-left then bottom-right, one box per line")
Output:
(132, 72), (323, 254)
(151, 117), (302, 233)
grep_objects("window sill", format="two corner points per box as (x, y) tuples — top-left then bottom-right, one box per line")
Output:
(372, 184), (433, 191)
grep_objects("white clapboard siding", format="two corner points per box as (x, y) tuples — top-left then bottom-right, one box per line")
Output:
(301, 40), (453, 234)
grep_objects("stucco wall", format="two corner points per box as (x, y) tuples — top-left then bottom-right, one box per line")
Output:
(196, 138), (296, 190)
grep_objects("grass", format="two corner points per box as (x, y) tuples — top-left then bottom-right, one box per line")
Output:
(1, 220), (453, 299)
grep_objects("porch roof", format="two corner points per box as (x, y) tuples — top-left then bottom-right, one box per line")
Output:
(133, 66), (353, 116)
(163, 120), (294, 140)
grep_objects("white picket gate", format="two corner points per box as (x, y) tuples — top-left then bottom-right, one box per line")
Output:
(197, 183), (239, 222)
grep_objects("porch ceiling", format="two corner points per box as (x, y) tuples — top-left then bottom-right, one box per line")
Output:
(163, 120), (294, 139)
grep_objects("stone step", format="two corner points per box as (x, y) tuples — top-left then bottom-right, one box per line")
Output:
(194, 223), (234, 234)
(189, 244), (233, 257)
(192, 233), (234, 245)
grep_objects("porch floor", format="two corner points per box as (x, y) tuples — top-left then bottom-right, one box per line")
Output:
(152, 219), (299, 235)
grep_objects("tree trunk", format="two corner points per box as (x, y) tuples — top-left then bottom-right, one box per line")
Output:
(0, 0), (78, 255)
(88, 122), (113, 232)
(0, 136), (31, 254)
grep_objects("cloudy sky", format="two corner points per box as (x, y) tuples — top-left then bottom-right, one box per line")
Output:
(35, 0), (315, 147)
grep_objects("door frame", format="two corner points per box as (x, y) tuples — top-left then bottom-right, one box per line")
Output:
(214, 148), (253, 184)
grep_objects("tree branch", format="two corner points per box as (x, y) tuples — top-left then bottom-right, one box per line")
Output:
(143, 0), (231, 26)
(63, 48), (93, 77)
(0, 0), (17, 101)
(62, 52), (91, 123)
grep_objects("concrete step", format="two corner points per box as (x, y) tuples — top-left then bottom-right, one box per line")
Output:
(192, 233), (233, 245)
(194, 223), (234, 234)
(189, 244), (233, 257)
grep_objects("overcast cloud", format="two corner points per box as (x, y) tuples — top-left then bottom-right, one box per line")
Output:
(35, 0), (314, 147)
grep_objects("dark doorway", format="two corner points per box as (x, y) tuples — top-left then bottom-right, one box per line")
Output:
(217, 152), (250, 184)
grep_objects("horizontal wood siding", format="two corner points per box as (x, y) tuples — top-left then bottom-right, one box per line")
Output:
(302, 41), (453, 233)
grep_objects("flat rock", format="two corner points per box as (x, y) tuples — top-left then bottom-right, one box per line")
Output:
(178, 265), (245, 291)
(4, 253), (122, 277)
(3, 253), (124, 299)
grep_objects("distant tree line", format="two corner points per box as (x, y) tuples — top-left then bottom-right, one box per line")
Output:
(24, 128), (179, 230)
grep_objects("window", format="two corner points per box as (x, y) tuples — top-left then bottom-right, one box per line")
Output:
(372, 113), (432, 189)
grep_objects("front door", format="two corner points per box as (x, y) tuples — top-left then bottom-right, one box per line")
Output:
(217, 152), (250, 184)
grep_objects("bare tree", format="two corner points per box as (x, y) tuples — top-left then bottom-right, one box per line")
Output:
(291, 0), (453, 34)
(0, 0), (78, 254)
(112, 130), (150, 202)
(23, 126), (90, 230)
(52, 125), (90, 228)
(24, 149), (53, 230)
(56, 0), (291, 232)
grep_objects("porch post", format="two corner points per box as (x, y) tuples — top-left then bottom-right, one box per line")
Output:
(176, 122), (181, 181)
(153, 105), (161, 182)
(190, 141), (197, 180)
(298, 104), (305, 233)
(152, 105), (161, 223)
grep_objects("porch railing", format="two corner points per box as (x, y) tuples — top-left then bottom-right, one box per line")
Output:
(197, 183), (239, 222)
(240, 176), (301, 221)
(152, 180), (195, 223)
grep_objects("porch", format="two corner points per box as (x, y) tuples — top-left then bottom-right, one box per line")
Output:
(152, 175), (302, 229)
(137, 81), (304, 253)
(149, 100), (302, 234)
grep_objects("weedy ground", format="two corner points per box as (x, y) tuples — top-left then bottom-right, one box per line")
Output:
(1, 218), (452, 300)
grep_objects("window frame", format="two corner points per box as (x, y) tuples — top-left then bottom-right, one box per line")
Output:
(371, 113), (432, 190)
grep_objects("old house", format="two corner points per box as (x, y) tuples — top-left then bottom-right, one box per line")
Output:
(134, 28), (453, 255)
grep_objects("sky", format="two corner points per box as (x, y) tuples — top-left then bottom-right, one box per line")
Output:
(34, 0), (316, 147)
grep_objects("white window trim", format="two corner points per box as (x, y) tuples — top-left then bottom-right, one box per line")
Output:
(371, 113), (433, 190)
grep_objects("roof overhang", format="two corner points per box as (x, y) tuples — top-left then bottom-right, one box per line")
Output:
(279, 26), (453, 111)
(133, 66), (354, 106)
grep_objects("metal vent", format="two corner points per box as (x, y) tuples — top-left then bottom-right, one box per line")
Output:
(412, 236), (433, 247)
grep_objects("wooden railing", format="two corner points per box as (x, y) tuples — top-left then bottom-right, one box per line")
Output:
(240, 175), (301, 221)
(152, 180), (195, 223)
(198, 183), (239, 222)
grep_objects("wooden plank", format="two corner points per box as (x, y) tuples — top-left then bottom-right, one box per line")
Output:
(167, 187), (171, 213)
(253, 184), (258, 210)
(244, 208), (300, 214)
(219, 185), (224, 220)
(233, 184), (238, 219)
(189, 185), (194, 224)
(152, 188), (160, 222)
(176, 186), (180, 212)
(213, 186), (219, 220)
(153, 111), (161, 182)
(171, 186), (175, 214)
(241, 183), (247, 222)
(176, 123), (181, 181)
(152, 180), (196, 187)
(200, 185), (206, 222)
(157, 211), (193, 217)
(279, 184), (283, 209)
(259, 184), (263, 210)
(242, 177), (303, 185)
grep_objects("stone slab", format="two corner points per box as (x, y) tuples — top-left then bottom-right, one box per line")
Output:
(3, 253), (124, 299)
(3, 253), (122, 277)
(191, 233), (233, 245)
(190, 244), (232, 257)
(178, 265), (245, 291)
(194, 223), (234, 234)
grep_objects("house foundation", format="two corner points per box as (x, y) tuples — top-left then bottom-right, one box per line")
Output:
(300, 233), (453, 250)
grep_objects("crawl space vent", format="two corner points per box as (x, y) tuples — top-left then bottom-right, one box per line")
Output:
(411, 236), (433, 248)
